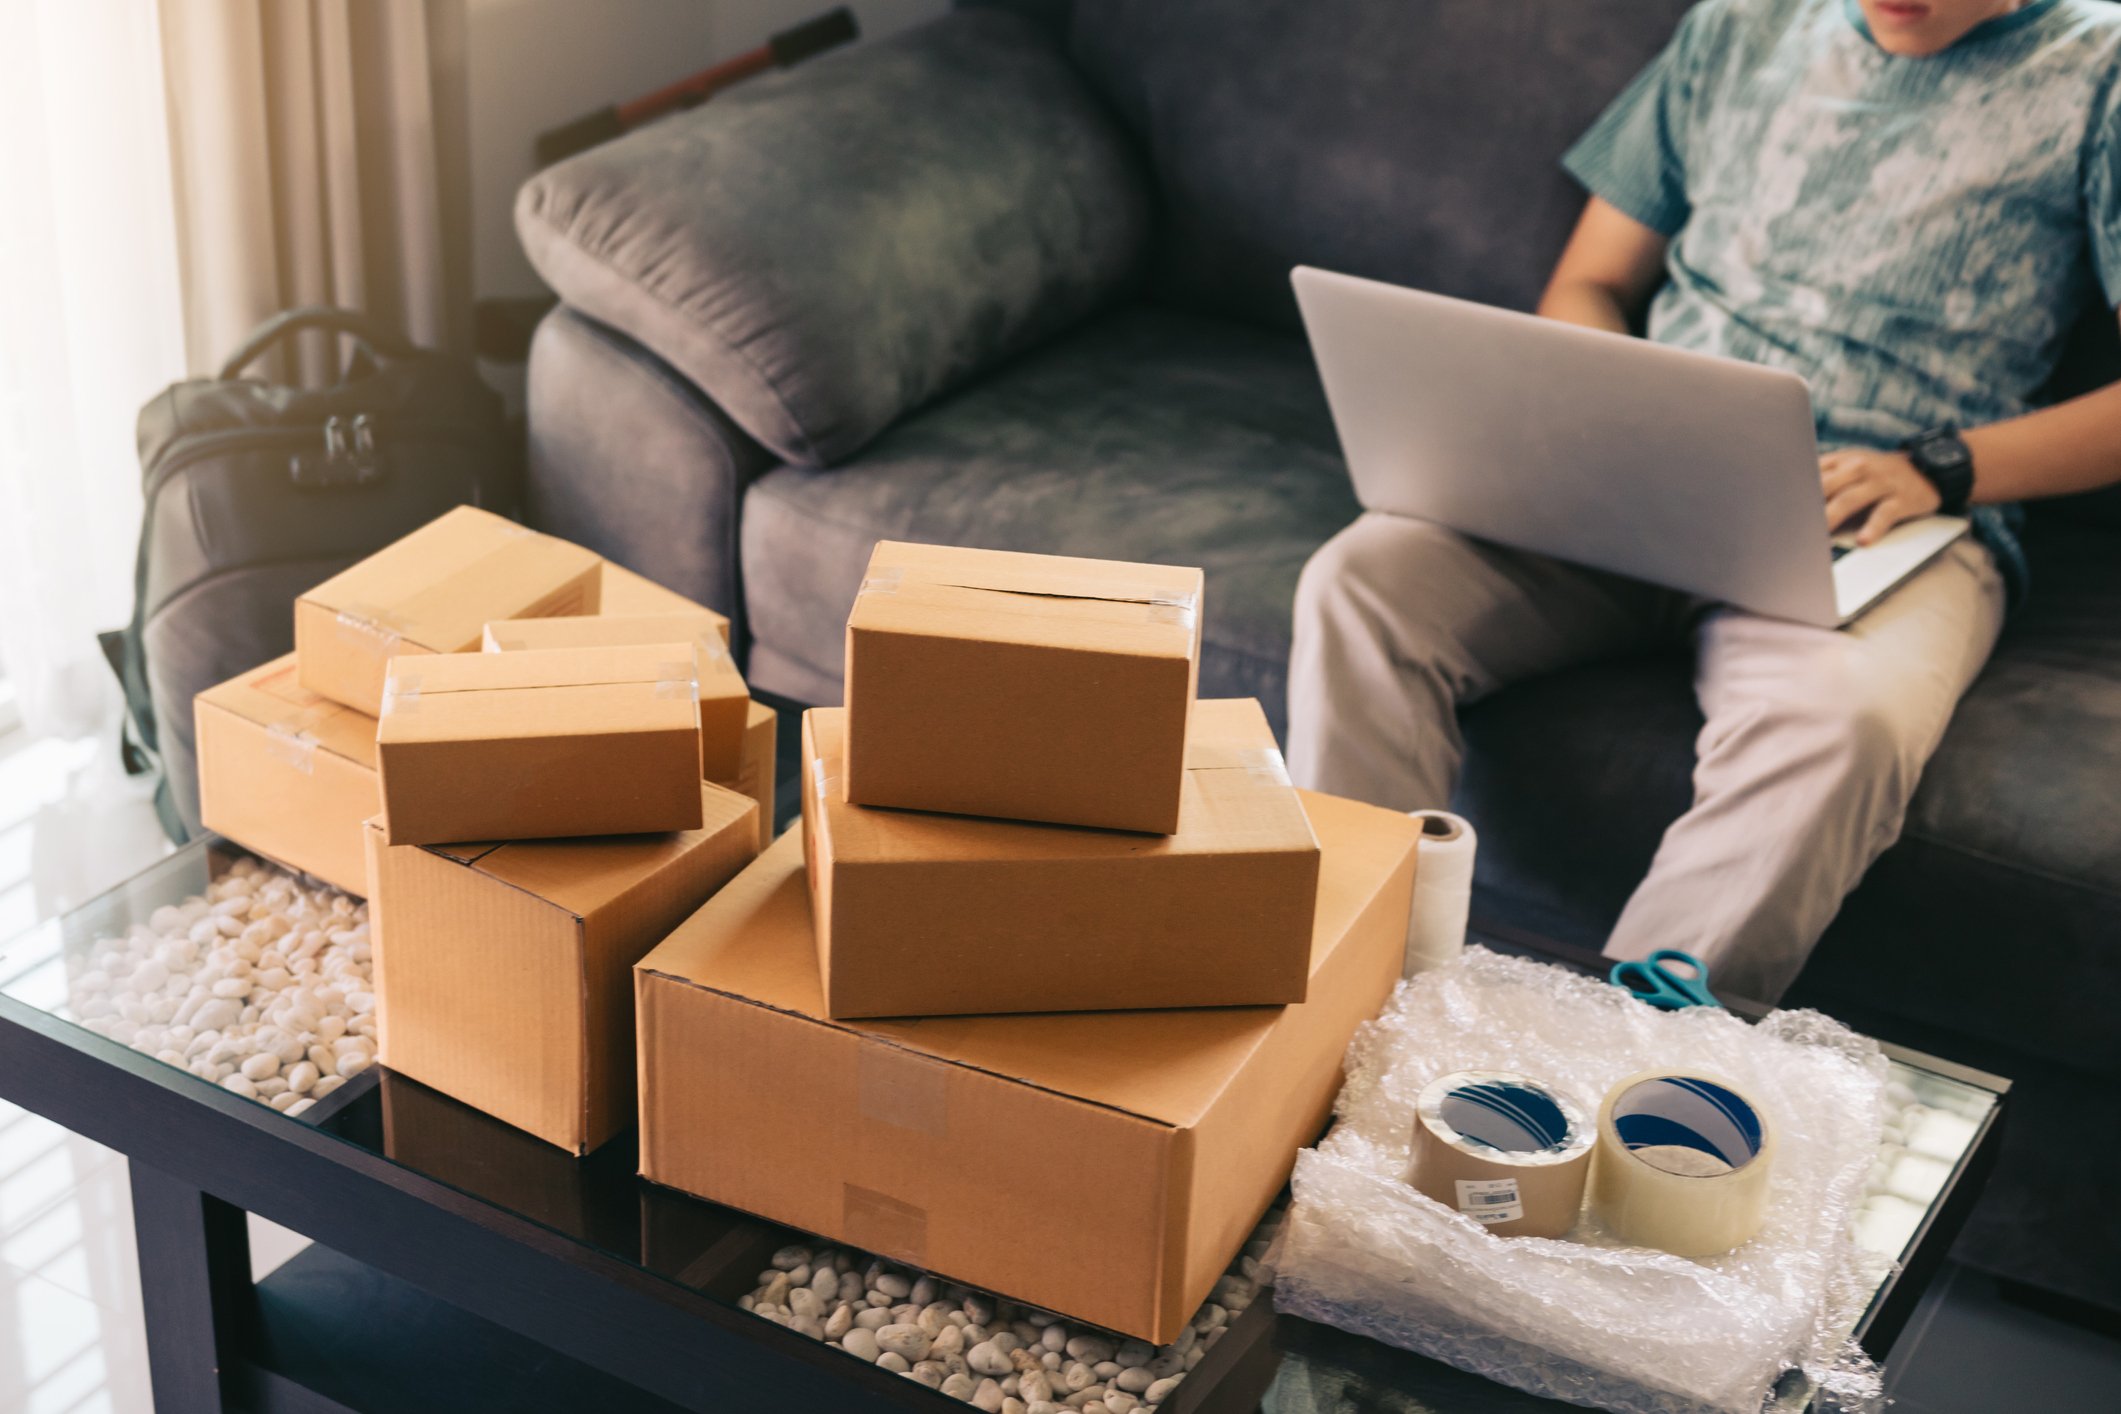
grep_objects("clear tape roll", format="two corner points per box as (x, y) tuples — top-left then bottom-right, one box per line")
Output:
(1405, 810), (1475, 977)
(1409, 1069), (1594, 1239)
(1589, 1070), (1776, 1257)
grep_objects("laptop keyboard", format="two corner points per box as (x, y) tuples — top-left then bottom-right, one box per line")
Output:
(1830, 540), (1856, 562)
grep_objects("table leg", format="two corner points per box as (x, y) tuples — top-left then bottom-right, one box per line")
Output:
(130, 1158), (254, 1414)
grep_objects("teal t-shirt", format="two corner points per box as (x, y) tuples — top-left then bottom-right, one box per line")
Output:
(1563, 0), (2121, 599)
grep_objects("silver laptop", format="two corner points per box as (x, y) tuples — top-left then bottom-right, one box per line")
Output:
(1291, 266), (1968, 627)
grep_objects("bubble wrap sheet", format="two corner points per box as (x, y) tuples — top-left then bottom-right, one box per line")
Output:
(1273, 948), (1892, 1414)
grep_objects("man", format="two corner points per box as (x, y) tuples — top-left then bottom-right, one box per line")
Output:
(1287, 0), (2121, 1001)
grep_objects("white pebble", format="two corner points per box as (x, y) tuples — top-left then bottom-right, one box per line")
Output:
(842, 1327), (880, 1363)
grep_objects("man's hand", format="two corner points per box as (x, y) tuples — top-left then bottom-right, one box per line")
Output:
(1820, 449), (1941, 545)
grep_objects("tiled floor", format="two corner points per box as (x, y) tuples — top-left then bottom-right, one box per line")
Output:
(2, 718), (2118, 1411)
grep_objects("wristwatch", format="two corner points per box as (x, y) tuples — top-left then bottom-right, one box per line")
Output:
(1900, 424), (1976, 516)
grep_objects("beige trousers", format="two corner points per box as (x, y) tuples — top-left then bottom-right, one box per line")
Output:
(1285, 514), (2007, 1002)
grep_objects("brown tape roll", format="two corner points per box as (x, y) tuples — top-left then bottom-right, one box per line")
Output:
(1408, 1070), (1594, 1239)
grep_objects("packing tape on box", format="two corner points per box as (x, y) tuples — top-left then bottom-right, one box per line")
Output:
(855, 564), (1199, 630)
(1588, 1071), (1776, 1257)
(844, 1183), (928, 1266)
(858, 1041), (949, 1137)
(1189, 744), (1293, 785)
(266, 720), (319, 775)
(380, 674), (421, 715)
(335, 601), (410, 652)
(1405, 810), (1476, 977)
(811, 758), (838, 799)
(694, 634), (730, 666)
(653, 660), (698, 701)
(1409, 1070), (1594, 1239)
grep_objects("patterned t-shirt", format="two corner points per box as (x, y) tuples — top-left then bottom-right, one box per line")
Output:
(1563, 0), (2121, 597)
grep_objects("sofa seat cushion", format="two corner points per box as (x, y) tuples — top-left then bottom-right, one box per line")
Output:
(739, 303), (1358, 729)
(1459, 519), (2121, 1076)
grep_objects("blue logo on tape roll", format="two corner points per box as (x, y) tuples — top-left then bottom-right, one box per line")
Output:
(1439, 1078), (1575, 1154)
(1610, 1075), (1764, 1169)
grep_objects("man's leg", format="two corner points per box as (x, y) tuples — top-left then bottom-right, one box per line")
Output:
(1288, 512), (1678, 809)
(1605, 538), (2007, 1002)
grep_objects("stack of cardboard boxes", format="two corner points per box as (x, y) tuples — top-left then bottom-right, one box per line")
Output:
(193, 505), (776, 1151)
(193, 517), (1421, 1347)
(635, 542), (1422, 1344)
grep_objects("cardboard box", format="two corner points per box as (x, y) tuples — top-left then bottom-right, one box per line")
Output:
(375, 644), (705, 846)
(296, 505), (601, 716)
(483, 613), (750, 779)
(366, 782), (758, 1152)
(599, 561), (729, 637)
(635, 790), (1417, 1343)
(801, 698), (1319, 1018)
(720, 700), (779, 852)
(194, 654), (379, 896)
(843, 541), (1203, 833)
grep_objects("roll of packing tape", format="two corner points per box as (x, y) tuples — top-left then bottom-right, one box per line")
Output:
(1409, 1070), (1594, 1239)
(1405, 810), (1476, 977)
(1589, 1071), (1776, 1257)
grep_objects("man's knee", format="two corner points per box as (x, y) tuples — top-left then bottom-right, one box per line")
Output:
(1728, 644), (1931, 797)
(1296, 515), (1463, 630)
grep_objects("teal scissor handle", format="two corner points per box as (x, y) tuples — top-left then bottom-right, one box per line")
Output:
(1609, 949), (1720, 1010)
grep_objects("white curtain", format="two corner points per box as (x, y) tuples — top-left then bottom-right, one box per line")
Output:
(159, 0), (473, 384)
(0, 0), (470, 742)
(0, 1), (188, 740)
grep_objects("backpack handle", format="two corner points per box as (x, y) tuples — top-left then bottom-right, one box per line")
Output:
(217, 306), (419, 381)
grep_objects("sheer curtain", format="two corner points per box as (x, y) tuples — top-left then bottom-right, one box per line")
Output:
(0, 1), (187, 739)
(0, 0), (470, 742)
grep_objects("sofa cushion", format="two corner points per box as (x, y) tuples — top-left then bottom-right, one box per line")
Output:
(1067, 0), (1694, 332)
(517, 10), (1149, 468)
(1459, 519), (2121, 1076)
(738, 303), (1358, 727)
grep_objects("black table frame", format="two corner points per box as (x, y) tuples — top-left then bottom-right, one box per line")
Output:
(0, 915), (2007, 1414)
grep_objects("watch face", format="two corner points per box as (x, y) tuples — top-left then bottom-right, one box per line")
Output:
(1920, 435), (1971, 471)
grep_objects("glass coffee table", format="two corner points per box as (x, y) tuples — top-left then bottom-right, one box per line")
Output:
(0, 839), (2005, 1413)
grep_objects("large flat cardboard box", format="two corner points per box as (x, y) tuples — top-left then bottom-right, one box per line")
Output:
(599, 561), (729, 638)
(636, 790), (1416, 1343)
(376, 644), (705, 846)
(843, 541), (1203, 833)
(296, 505), (600, 716)
(802, 698), (1318, 1018)
(195, 654), (379, 896)
(721, 701), (778, 852)
(483, 613), (749, 779)
(367, 782), (758, 1152)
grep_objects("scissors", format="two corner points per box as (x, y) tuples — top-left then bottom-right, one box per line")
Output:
(1608, 949), (1721, 1011)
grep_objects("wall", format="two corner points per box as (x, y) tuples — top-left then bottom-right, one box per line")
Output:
(466, 0), (950, 306)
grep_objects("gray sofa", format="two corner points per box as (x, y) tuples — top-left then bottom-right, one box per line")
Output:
(518, 0), (2121, 1308)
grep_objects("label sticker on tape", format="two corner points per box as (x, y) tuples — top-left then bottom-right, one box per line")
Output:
(1455, 1176), (1526, 1224)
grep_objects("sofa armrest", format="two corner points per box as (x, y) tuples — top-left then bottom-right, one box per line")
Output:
(515, 9), (1150, 468)
(524, 308), (771, 635)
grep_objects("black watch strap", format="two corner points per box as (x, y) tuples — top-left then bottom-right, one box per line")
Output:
(1901, 425), (1975, 516)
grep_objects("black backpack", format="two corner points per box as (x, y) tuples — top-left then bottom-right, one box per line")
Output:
(110, 306), (517, 841)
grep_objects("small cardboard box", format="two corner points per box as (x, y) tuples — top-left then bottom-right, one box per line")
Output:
(375, 644), (705, 846)
(366, 782), (758, 1153)
(801, 698), (1319, 1018)
(599, 561), (729, 636)
(722, 701), (779, 852)
(843, 541), (1203, 833)
(195, 654), (379, 896)
(296, 505), (601, 716)
(482, 613), (749, 779)
(635, 790), (1417, 1343)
